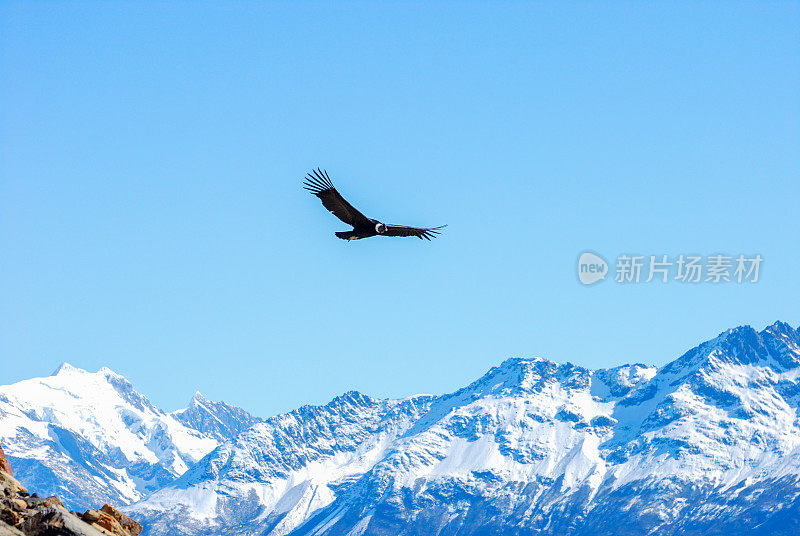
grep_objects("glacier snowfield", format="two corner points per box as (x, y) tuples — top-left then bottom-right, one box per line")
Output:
(2, 321), (800, 535)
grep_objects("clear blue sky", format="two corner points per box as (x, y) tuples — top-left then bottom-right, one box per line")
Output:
(2, 2), (798, 417)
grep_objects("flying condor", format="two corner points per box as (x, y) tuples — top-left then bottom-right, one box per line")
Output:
(303, 169), (446, 241)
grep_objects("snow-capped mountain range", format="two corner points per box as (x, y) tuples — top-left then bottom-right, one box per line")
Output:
(2, 321), (800, 535)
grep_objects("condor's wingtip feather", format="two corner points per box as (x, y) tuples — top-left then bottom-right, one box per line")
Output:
(308, 168), (333, 190)
(303, 170), (334, 193)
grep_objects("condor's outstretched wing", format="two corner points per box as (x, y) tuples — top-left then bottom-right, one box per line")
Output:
(383, 224), (446, 241)
(303, 169), (371, 227)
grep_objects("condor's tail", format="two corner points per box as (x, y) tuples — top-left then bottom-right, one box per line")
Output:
(335, 231), (359, 240)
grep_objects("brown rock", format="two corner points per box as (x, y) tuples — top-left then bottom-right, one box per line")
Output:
(24, 496), (46, 509)
(8, 499), (25, 513)
(0, 472), (25, 496)
(81, 509), (101, 523)
(91, 511), (126, 534)
(43, 496), (65, 509)
(0, 445), (13, 478)
(23, 506), (106, 536)
(99, 504), (142, 536)
(0, 509), (20, 527)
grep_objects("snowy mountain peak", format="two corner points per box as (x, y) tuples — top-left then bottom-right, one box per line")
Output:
(185, 391), (215, 409)
(0, 367), (217, 510)
(662, 322), (800, 378)
(49, 362), (128, 383)
(327, 389), (376, 408)
(50, 361), (81, 376)
(464, 355), (591, 397)
(763, 320), (800, 350)
(172, 391), (263, 443)
(764, 319), (795, 335)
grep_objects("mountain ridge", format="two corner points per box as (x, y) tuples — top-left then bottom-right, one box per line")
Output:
(126, 320), (800, 536)
(2, 320), (799, 535)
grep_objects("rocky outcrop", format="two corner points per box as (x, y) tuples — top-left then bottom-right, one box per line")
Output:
(0, 446), (12, 477)
(0, 444), (142, 536)
(81, 505), (142, 536)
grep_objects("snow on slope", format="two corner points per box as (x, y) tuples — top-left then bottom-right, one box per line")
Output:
(0, 363), (218, 510)
(130, 321), (800, 536)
